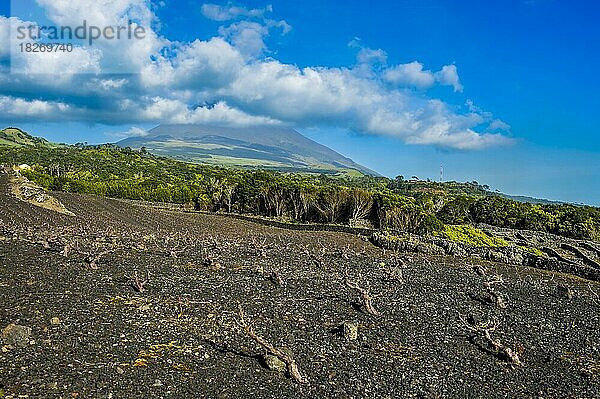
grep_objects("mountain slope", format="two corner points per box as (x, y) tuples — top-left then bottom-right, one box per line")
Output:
(117, 124), (379, 176)
(0, 127), (50, 147)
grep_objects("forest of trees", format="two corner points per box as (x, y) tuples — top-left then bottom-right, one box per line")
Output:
(1, 144), (599, 241)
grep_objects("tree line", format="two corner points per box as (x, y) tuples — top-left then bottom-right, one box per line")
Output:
(1, 144), (598, 241)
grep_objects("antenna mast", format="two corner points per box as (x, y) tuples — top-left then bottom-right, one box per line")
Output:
(440, 163), (443, 183)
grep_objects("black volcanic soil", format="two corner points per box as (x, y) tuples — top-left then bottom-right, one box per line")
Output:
(0, 171), (599, 398)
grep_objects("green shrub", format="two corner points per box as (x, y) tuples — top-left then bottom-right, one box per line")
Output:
(518, 246), (545, 257)
(434, 225), (509, 247)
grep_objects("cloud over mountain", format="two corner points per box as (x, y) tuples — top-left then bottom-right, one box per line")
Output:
(0, 1), (512, 150)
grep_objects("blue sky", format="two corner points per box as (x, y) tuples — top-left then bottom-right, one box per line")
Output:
(0, 0), (599, 204)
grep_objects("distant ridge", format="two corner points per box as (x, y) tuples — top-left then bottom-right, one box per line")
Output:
(499, 193), (565, 206)
(117, 124), (379, 176)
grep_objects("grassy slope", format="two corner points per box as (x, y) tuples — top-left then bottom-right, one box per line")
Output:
(0, 128), (47, 146)
(0, 138), (21, 147)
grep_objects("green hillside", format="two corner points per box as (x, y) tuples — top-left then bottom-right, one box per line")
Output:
(0, 132), (598, 241)
(0, 127), (51, 147)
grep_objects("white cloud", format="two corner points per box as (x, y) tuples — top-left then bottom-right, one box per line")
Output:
(16, 46), (102, 75)
(0, 0), (511, 150)
(201, 4), (273, 21)
(384, 61), (435, 89)
(140, 97), (280, 126)
(214, 10), (291, 58)
(140, 37), (244, 89)
(266, 19), (292, 34)
(185, 101), (281, 126)
(31, 0), (168, 74)
(126, 126), (149, 136)
(218, 21), (269, 58)
(35, 0), (153, 27)
(384, 61), (463, 92)
(201, 3), (290, 59)
(488, 119), (511, 132)
(356, 47), (387, 65)
(1, 15), (103, 76)
(0, 16), (39, 59)
(215, 60), (511, 149)
(112, 126), (149, 138)
(0, 95), (70, 119)
(94, 78), (129, 90)
(435, 64), (463, 92)
(223, 62), (370, 122)
(0, 16), (11, 59)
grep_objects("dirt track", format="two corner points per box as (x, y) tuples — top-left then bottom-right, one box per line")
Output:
(0, 170), (599, 398)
